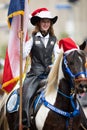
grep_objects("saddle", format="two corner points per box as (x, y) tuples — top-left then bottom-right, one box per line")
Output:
(6, 79), (47, 114)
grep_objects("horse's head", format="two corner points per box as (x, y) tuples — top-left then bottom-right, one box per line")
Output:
(62, 50), (87, 94)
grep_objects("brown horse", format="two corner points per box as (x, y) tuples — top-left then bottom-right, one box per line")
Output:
(30, 50), (87, 130)
(1, 50), (87, 130)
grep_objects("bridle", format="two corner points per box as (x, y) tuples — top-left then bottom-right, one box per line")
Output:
(63, 54), (87, 82)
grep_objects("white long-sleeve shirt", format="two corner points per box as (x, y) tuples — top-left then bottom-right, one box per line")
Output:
(23, 32), (61, 61)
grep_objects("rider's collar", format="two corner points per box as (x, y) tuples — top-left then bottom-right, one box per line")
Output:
(35, 32), (49, 38)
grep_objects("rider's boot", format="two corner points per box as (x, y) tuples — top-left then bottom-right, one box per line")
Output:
(22, 109), (30, 128)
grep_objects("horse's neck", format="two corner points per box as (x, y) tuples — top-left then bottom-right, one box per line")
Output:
(56, 78), (72, 112)
(57, 78), (76, 111)
(59, 78), (71, 96)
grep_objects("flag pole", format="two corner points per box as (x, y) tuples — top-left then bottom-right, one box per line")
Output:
(19, 14), (24, 130)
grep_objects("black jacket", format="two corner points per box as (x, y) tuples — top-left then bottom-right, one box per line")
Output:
(29, 35), (56, 75)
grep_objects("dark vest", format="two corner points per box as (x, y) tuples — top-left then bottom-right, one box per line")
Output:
(29, 35), (56, 75)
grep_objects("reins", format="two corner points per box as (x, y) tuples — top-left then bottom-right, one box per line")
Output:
(75, 78), (87, 82)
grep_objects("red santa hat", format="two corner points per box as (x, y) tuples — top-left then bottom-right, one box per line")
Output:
(30, 8), (58, 26)
(59, 37), (79, 53)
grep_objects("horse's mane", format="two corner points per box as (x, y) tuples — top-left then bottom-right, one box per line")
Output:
(0, 93), (9, 127)
(0, 93), (8, 111)
(45, 51), (63, 96)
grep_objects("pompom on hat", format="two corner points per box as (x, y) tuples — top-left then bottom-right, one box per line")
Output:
(59, 37), (79, 53)
(30, 8), (58, 26)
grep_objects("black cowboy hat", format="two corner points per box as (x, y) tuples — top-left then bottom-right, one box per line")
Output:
(30, 8), (58, 26)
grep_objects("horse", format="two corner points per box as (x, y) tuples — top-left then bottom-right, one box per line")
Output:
(1, 49), (87, 130)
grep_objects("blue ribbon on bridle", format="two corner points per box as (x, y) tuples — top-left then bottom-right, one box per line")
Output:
(39, 91), (80, 118)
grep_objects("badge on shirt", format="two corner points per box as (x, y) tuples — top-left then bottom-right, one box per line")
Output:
(35, 41), (41, 45)
(50, 41), (54, 45)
